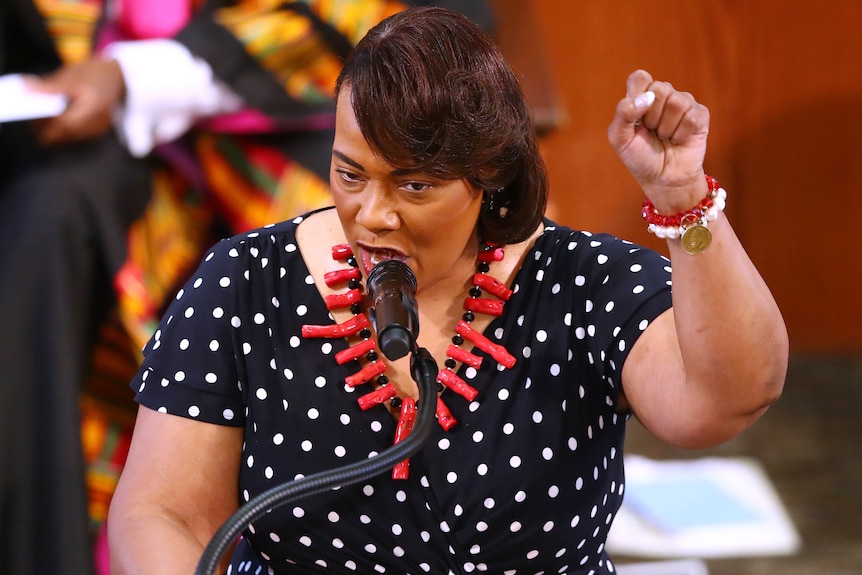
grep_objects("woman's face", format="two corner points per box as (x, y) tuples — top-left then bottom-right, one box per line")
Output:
(331, 88), (484, 292)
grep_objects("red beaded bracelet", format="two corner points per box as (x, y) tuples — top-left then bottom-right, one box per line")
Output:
(641, 175), (727, 254)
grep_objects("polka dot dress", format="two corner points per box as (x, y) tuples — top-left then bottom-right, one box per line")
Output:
(133, 208), (673, 575)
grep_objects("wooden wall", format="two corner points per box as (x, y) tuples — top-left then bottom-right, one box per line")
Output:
(494, 1), (862, 354)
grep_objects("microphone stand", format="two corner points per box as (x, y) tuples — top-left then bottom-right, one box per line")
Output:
(194, 346), (439, 575)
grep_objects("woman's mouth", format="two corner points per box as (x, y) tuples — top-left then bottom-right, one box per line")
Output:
(359, 247), (408, 276)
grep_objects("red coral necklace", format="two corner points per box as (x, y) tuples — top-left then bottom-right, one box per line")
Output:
(301, 243), (517, 479)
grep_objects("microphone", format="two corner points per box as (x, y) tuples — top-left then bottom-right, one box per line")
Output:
(367, 260), (419, 360)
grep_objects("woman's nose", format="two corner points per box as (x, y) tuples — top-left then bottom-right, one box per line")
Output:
(355, 185), (400, 232)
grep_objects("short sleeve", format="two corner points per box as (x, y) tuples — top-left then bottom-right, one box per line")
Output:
(570, 231), (673, 395)
(130, 237), (246, 426)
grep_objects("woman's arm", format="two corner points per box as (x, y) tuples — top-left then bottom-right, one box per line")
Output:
(108, 407), (244, 575)
(610, 70), (788, 448)
(620, 213), (788, 448)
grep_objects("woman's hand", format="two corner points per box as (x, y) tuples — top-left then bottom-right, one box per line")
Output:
(25, 58), (126, 147)
(607, 69), (710, 214)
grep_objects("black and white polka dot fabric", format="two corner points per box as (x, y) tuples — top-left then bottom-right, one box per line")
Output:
(133, 208), (673, 575)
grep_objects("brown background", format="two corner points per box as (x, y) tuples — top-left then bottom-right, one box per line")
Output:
(489, 4), (862, 573)
(493, 0), (862, 354)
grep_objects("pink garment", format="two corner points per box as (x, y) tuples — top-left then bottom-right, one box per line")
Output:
(93, 523), (110, 575)
(201, 109), (338, 134)
(118, 0), (191, 40)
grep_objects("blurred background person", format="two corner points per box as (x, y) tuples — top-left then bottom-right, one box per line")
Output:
(0, 1), (492, 574)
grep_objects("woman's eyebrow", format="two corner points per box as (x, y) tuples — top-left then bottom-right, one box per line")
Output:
(332, 150), (364, 171)
(333, 149), (421, 178)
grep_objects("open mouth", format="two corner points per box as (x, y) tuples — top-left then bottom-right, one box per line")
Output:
(359, 247), (408, 275)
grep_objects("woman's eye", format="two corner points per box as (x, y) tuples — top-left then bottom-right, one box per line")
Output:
(403, 181), (431, 193)
(336, 169), (363, 184)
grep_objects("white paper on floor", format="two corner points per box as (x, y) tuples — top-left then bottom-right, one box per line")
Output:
(607, 455), (801, 558)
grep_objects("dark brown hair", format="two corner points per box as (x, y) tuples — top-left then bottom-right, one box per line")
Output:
(334, 6), (548, 244)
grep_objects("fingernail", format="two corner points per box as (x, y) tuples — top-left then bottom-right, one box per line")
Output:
(634, 90), (655, 110)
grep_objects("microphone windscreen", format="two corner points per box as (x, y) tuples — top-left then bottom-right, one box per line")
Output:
(367, 260), (418, 360)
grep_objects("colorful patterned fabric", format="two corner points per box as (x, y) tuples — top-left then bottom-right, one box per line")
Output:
(80, 397), (133, 527)
(116, 134), (334, 350)
(32, 0), (102, 63)
(214, 1), (406, 104)
(80, 313), (138, 527)
(315, 0), (409, 44)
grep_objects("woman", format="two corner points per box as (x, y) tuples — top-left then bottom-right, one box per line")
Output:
(108, 7), (788, 574)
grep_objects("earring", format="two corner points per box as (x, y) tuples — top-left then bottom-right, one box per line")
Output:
(488, 188), (508, 219)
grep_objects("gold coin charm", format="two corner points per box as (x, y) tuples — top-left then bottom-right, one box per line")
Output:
(681, 222), (712, 254)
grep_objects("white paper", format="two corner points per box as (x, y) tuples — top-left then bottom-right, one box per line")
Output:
(607, 455), (801, 559)
(0, 74), (67, 123)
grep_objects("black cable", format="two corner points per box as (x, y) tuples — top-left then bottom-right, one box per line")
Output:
(195, 347), (439, 575)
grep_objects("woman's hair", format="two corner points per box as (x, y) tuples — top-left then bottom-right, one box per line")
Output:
(334, 6), (548, 244)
